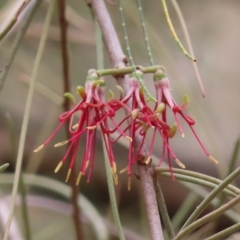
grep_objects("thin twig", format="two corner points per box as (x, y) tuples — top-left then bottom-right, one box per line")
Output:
(5, 113), (31, 240)
(95, 13), (124, 239)
(0, 164), (9, 173)
(205, 222), (240, 240)
(180, 166), (240, 231)
(57, 0), (83, 239)
(153, 174), (175, 239)
(170, 0), (205, 97)
(0, 1), (27, 42)
(174, 195), (240, 240)
(3, 1), (54, 239)
(159, 172), (238, 198)
(156, 167), (240, 196)
(0, 0), (43, 93)
(87, 1), (164, 239)
(171, 193), (198, 231)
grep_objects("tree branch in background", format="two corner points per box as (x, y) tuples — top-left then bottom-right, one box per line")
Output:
(57, 0), (83, 239)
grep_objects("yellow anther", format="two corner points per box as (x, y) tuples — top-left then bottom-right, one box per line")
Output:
(76, 86), (86, 99)
(127, 176), (131, 191)
(65, 169), (72, 182)
(154, 103), (165, 114)
(87, 125), (96, 130)
(175, 159), (185, 169)
(34, 144), (44, 153)
(181, 133), (185, 138)
(54, 161), (63, 173)
(182, 94), (189, 107)
(145, 156), (151, 165)
(168, 122), (178, 138)
(119, 167), (128, 174)
(108, 90), (114, 101)
(131, 109), (139, 119)
(125, 136), (133, 142)
(72, 124), (79, 129)
(93, 79), (104, 87)
(112, 172), (118, 185)
(54, 140), (69, 147)
(209, 155), (219, 164)
(64, 92), (76, 105)
(116, 85), (124, 95)
(112, 162), (117, 173)
(76, 172), (82, 185)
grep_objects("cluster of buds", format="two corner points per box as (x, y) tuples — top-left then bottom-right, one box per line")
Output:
(34, 67), (218, 188)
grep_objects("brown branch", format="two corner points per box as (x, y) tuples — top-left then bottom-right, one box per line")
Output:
(57, 1), (83, 239)
(87, 1), (164, 239)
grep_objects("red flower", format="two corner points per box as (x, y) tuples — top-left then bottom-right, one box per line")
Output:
(153, 69), (218, 166)
(34, 74), (122, 185)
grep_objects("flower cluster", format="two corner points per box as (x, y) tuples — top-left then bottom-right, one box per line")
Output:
(34, 68), (218, 187)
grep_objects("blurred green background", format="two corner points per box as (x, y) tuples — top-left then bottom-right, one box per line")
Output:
(0, 0), (239, 239)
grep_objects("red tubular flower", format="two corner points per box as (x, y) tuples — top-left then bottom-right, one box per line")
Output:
(110, 70), (171, 188)
(34, 71), (125, 185)
(153, 69), (218, 166)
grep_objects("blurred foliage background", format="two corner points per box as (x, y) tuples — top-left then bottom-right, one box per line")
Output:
(0, 0), (240, 239)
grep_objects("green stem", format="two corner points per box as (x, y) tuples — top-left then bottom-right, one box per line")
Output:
(118, 0), (157, 102)
(136, 0), (155, 66)
(0, 173), (108, 240)
(174, 195), (240, 240)
(212, 138), (240, 232)
(0, 0), (42, 93)
(3, 2), (55, 239)
(0, 163), (9, 173)
(161, 0), (195, 62)
(171, 193), (198, 231)
(155, 167), (240, 196)
(97, 65), (164, 77)
(159, 172), (237, 198)
(228, 138), (240, 175)
(0, 2), (27, 42)
(180, 166), (240, 231)
(153, 174), (175, 239)
(57, 0), (83, 239)
(95, 14), (124, 239)
(169, 0), (205, 97)
(5, 113), (31, 240)
(103, 143), (125, 240)
(205, 222), (240, 240)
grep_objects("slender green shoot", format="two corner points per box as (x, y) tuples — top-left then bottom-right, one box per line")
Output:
(136, 0), (155, 66)
(159, 172), (237, 198)
(154, 175), (175, 239)
(169, 0), (205, 97)
(0, 2), (27, 42)
(118, 0), (157, 102)
(5, 113), (31, 240)
(0, 163), (9, 173)
(228, 138), (240, 175)
(0, 173), (108, 240)
(205, 222), (240, 240)
(95, 16), (125, 240)
(174, 195), (240, 240)
(161, 0), (196, 62)
(0, 0), (43, 93)
(3, 1), (55, 239)
(180, 166), (240, 231)
(156, 167), (240, 197)
(171, 193), (198, 231)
